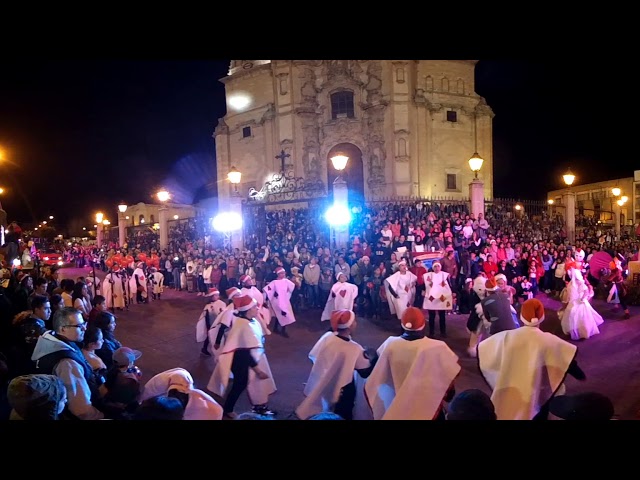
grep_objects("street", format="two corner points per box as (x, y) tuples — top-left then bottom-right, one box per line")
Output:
(61, 267), (640, 420)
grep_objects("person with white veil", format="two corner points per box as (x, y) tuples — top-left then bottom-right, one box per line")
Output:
(560, 260), (604, 340)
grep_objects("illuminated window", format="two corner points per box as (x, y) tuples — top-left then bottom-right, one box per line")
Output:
(331, 91), (355, 119)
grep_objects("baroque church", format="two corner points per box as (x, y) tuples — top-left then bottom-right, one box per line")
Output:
(214, 60), (494, 206)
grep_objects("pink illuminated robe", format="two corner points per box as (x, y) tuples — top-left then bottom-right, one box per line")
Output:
(263, 278), (296, 327)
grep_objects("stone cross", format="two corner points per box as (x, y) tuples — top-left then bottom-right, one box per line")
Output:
(275, 149), (290, 173)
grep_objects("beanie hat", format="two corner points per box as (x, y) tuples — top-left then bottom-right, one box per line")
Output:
(330, 310), (356, 331)
(401, 307), (425, 331)
(494, 273), (507, 284)
(485, 278), (498, 292)
(7, 374), (66, 420)
(233, 295), (257, 312)
(226, 287), (241, 299)
(520, 298), (545, 326)
(205, 287), (220, 297)
(275, 267), (286, 275)
(239, 274), (252, 285)
(336, 272), (347, 281)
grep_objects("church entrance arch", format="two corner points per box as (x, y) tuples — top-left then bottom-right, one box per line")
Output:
(327, 143), (365, 206)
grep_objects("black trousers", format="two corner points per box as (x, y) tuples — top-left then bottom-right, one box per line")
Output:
(223, 350), (253, 413)
(428, 310), (446, 335)
(201, 313), (212, 353)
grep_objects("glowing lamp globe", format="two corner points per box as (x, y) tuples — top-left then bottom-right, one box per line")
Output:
(118, 203), (128, 213)
(468, 154), (484, 174)
(547, 199), (554, 205)
(330, 155), (349, 171)
(617, 199), (624, 207)
(515, 204), (522, 211)
(611, 187), (621, 197)
(228, 167), (242, 184)
(157, 190), (170, 203)
(96, 212), (104, 223)
(621, 195), (628, 203)
(325, 204), (352, 227)
(562, 170), (575, 186)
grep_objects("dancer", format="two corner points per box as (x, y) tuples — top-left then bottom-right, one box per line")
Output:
(239, 274), (271, 335)
(208, 287), (242, 360)
(606, 255), (630, 320)
(560, 260), (604, 340)
(196, 288), (226, 356)
(263, 266), (296, 337)
(321, 272), (358, 323)
(102, 265), (126, 311)
(149, 267), (164, 300)
(422, 261), (452, 338)
(478, 298), (586, 420)
(384, 259), (417, 323)
(129, 262), (148, 304)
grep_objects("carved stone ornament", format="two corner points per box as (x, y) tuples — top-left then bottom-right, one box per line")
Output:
(475, 96), (495, 118)
(261, 103), (276, 123)
(214, 117), (229, 135)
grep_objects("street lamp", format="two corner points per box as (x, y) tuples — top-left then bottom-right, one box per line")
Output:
(157, 189), (170, 203)
(118, 203), (128, 214)
(118, 203), (128, 247)
(330, 154), (349, 172)
(621, 195), (628, 204)
(617, 199), (624, 207)
(329, 154), (350, 249)
(228, 166), (242, 195)
(547, 199), (554, 205)
(562, 169), (575, 186)
(156, 190), (170, 250)
(96, 212), (104, 224)
(561, 170), (576, 244)
(468, 153), (484, 179)
(612, 187), (621, 197)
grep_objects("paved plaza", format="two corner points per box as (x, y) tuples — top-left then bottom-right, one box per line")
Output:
(62, 267), (640, 420)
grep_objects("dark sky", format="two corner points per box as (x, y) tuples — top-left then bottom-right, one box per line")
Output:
(0, 59), (628, 230)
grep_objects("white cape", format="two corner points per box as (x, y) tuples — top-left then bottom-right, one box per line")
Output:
(263, 278), (296, 326)
(422, 271), (453, 311)
(321, 282), (358, 322)
(384, 271), (417, 319)
(196, 300), (226, 343)
(241, 286), (271, 335)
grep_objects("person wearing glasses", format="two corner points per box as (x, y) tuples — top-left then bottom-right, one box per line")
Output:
(30, 307), (105, 420)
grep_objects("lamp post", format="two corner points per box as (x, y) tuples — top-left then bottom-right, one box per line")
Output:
(225, 166), (244, 250)
(102, 219), (110, 246)
(330, 154), (350, 249)
(468, 153), (485, 219)
(118, 203), (128, 248)
(562, 169), (576, 244)
(156, 189), (170, 252)
(96, 212), (104, 246)
(611, 187), (622, 238)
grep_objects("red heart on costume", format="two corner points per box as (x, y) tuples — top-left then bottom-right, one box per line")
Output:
(339, 290), (347, 298)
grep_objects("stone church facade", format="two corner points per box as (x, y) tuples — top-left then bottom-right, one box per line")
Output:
(214, 60), (494, 205)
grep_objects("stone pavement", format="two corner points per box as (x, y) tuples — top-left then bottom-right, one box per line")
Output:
(61, 267), (640, 419)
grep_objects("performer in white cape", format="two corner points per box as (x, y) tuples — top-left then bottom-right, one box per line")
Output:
(102, 265), (126, 310)
(129, 261), (148, 304)
(321, 272), (358, 322)
(422, 261), (453, 337)
(196, 287), (226, 356)
(296, 310), (376, 420)
(263, 266), (296, 337)
(240, 274), (271, 335)
(384, 259), (417, 322)
(207, 287), (242, 360)
(560, 260), (604, 340)
(149, 267), (164, 300)
(478, 298), (586, 420)
(361, 307), (461, 420)
(140, 367), (223, 420)
(207, 295), (277, 418)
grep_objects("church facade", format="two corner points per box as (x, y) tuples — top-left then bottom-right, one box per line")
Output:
(214, 60), (494, 205)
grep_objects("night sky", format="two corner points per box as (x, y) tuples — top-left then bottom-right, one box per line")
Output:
(0, 59), (627, 231)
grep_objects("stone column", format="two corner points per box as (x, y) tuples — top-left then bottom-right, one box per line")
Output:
(96, 226), (103, 247)
(118, 213), (127, 248)
(229, 195), (244, 251)
(614, 202), (621, 239)
(469, 179), (485, 219)
(158, 206), (168, 251)
(562, 192), (576, 244)
(332, 176), (350, 249)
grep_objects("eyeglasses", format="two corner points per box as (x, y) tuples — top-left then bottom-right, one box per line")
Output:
(63, 323), (87, 329)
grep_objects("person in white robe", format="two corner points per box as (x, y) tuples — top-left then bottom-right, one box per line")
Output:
(560, 260), (604, 340)
(422, 261), (453, 337)
(263, 266), (296, 337)
(240, 274), (271, 335)
(140, 367), (223, 420)
(196, 287), (227, 356)
(358, 307), (460, 420)
(149, 267), (164, 300)
(207, 295), (277, 418)
(478, 298), (586, 420)
(129, 262), (148, 304)
(102, 265), (126, 310)
(201, 258), (214, 296)
(321, 272), (358, 323)
(296, 310), (376, 420)
(208, 287), (242, 361)
(384, 259), (417, 322)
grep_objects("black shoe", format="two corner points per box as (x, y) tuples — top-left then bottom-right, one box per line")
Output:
(252, 405), (277, 416)
(281, 329), (290, 338)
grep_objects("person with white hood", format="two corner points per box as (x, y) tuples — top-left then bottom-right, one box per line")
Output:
(129, 261), (148, 304)
(196, 288), (226, 356)
(384, 259), (417, 322)
(422, 261), (452, 338)
(321, 272), (358, 323)
(140, 367), (223, 420)
(207, 295), (276, 418)
(239, 274), (271, 335)
(263, 266), (296, 337)
(359, 307), (460, 420)
(208, 287), (242, 359)
(478, 298), (586, 420)
(295, 309), (377, 420)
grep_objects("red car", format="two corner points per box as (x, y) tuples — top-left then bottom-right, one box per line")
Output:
(40, 250), (65, 267)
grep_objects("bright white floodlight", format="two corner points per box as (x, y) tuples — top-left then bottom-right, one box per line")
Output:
(325, 204), (352, 227)
(212, 212), (243, 233)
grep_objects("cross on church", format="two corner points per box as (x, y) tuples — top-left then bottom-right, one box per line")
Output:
(275, 149), (290, 174)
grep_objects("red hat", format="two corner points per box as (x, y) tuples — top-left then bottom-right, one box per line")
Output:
(226, 287), (241, 299)
(401, 307), (425, 331)
(205, 287), (220, 297)
(330, 310), (356, 331)
(205, 258), (213, 265)
(239, 274), (251, 285)
(275, 267), (286, 275)
(520, 298), (545, 327)
(564, 260), (577, 271)
(485, 278), (498, 292)
(233, 295), (257, 312)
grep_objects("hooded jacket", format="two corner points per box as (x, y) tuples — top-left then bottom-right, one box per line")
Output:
(31, 332), (104, 420)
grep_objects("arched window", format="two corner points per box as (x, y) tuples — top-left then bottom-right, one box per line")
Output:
(441, 77), (449, 92)
(330, 91), (355, 119)
(397, 138), (407, 157)
(426, 76), (434, 91)
(139, 215), (145, 224)
(457, 79), (465, 94)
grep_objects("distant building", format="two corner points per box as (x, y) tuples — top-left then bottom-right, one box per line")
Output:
(214, 60), (494, 206)
(547, 171), (640, 225)
(123, 202), (199, 227)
